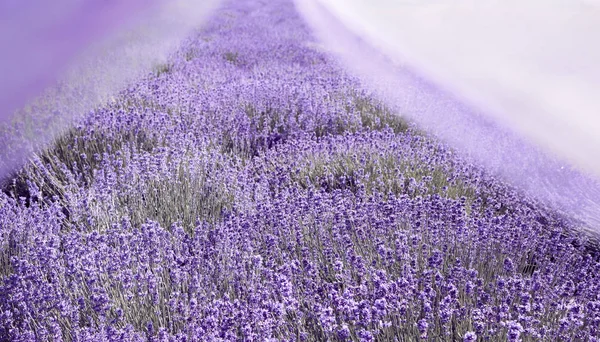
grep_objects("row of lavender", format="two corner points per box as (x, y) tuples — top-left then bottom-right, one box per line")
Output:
(1, 0), (599, 341)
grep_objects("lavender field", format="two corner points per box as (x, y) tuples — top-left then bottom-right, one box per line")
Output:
(1, 0), (600, 341)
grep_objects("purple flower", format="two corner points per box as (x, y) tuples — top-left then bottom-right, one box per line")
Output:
(504, 257), (515, 273)
(357, 329), (373, 342)
(506, 321), (524, 342)
(337, 324), (351, 341)
(417, 318), (429, 339)
(428, 249), (443, 269)
(463, 331), (477, 342)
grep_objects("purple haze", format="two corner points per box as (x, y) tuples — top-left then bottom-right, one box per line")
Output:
(0, 0), (161, 121)
(295, 0), (600, 233)
(0, 0), (220, 182)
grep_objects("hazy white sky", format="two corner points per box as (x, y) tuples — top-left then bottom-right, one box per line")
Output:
(295, 0), (600, 228)
(312, 0), (600, 178)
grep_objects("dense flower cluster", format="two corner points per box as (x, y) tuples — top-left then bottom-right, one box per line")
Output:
(1, 0), (599, 341)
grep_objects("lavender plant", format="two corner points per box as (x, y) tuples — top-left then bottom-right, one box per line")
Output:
(1, 0), (599, 341)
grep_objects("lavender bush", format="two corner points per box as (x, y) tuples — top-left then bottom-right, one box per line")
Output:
(1, 0), (599, 341)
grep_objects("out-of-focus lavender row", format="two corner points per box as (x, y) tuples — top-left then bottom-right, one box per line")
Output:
(0, 0), (220, 184)
(0, 0), (167, 120)
(0, 0), (599, 341)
